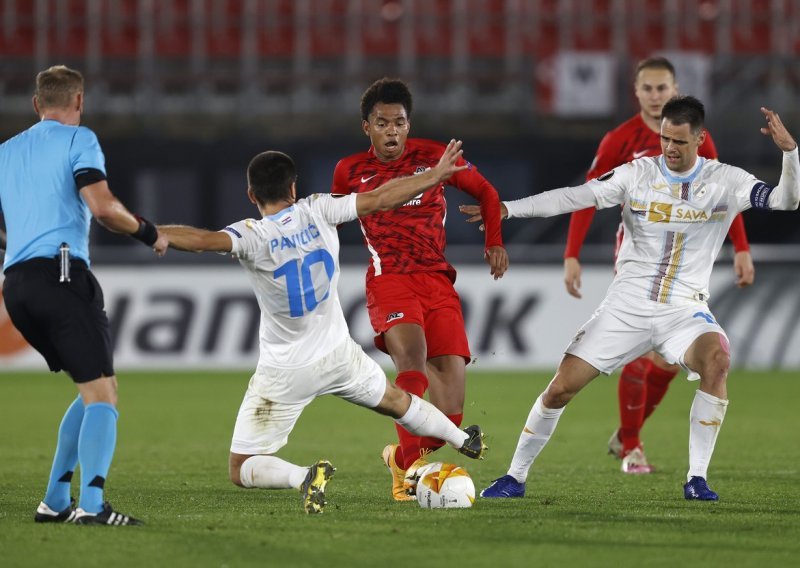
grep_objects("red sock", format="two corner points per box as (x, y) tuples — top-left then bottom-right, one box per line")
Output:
(642, 364), (678, 421)
(618, 357), (651, 453)
(394, 371), (429, 470)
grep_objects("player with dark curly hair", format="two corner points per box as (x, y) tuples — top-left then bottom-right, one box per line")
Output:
(332, 78), (508, 501)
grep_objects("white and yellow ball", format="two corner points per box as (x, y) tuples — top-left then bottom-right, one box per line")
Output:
(415, 462), (475, 509)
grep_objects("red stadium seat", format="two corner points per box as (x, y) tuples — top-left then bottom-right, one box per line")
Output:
(729, 0), (773, 54)
(465, 0), (506, 57)
(152, 0), (192, 58)
(0, 0), (36, 56)
(254, 0), (295, 58)
(98, 0), (139, 58)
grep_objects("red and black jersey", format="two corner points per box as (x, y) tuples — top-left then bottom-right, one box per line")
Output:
(565, 113), (749, 258)
(332, 138), (503, 282)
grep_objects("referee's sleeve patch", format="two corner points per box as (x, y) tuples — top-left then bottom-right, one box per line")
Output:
(749, 182), (774, 209)
(74, 168), (107, 189)
(597, 170), (615, 182)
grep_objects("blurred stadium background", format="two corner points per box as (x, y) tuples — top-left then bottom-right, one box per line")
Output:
(1, 0), (799, 371)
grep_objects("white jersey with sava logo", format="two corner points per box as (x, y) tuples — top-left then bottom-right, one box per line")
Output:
(223, 193), (358, 369)
(505, 149), (799, 305)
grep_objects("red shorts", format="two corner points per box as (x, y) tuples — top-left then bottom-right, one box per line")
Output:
(365, 272), (470, 361)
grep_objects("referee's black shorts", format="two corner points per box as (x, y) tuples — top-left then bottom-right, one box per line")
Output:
(3, 256), (115, 383)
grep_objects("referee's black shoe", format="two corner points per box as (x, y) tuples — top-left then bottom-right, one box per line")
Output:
(74, 502), (144, 526)
(34, 498), (77, 523)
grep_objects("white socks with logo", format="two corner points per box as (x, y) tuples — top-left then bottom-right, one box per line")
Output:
(507, 394), (565, 482)
(688, 389), (728, 481)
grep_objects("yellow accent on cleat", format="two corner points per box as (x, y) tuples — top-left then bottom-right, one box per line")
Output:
(301, 460), (335, 514)
(381, 444), (416, 502)
(403, 452), (430, 495)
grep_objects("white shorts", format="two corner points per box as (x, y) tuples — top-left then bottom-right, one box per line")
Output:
(230, 336), (387, 455)
(565, 291), (727, 376)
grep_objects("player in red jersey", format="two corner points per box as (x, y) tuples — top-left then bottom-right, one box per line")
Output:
(332, 78), (508, 501)
(563, 57), (755, 474)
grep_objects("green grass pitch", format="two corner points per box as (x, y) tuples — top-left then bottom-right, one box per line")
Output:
(1, 370), (798, 567)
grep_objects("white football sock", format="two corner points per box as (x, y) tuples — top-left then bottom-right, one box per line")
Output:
(239, 455), (309, 489)
(507, 394), (565, 482)
(395, 394), (468, 449)
(688, 389), (728, 481)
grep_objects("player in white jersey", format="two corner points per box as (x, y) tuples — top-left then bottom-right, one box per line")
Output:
(461, 97), (799, 501)
(158, 141), (487, 513)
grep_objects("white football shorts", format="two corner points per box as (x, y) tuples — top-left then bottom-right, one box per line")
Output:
(230, 336), (387, 455)
(565, 290), (728, 377)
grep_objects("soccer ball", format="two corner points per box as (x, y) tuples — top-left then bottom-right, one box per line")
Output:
(415, 462), (475, 509)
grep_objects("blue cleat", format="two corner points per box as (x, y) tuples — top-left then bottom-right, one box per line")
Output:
(480, 475), (526, 498)
(683, 476), (719, 501)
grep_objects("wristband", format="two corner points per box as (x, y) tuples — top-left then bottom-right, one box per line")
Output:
(132, 215), (158, 246)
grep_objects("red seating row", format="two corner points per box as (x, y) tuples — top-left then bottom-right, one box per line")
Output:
(0, 0), (796, 61)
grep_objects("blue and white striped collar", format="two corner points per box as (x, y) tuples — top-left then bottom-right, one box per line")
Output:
(659, 155), (706, 184)
(266, 205), (295, 221)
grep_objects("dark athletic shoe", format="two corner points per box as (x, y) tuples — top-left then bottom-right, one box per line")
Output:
(683, 476), (719, 501)
(74, 502), (144, 526)
(458, 425), (488, 460)
(301, 460), (336, 514)
(480, 475), (526, 498)
(34, 498), (77, 523)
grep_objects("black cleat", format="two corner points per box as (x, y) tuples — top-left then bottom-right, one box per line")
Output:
(74, 502), (144, 526)
(300, 460), (336, 514)
(35, 498), (77, 523)
(458, 425), (488, 460)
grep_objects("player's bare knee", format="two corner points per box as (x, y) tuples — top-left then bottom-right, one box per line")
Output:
(543, 383), (572, 409)
(698, 347), (730, 385)
(709, 347), (730, 379)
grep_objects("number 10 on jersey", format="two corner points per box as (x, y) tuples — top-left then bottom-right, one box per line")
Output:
(273, 249), (335, 317)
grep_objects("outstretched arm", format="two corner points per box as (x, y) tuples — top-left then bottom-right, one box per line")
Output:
(157, 225), (233, 253)
(355, 139), (467, 216)
(459, 182), (603, 224)
(760, 107), (800, 211)
(80, 180), (169, 256)
(448, 159), (508, 280)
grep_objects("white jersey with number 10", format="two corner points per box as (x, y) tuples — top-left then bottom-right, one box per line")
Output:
(224, 193), (358, 370)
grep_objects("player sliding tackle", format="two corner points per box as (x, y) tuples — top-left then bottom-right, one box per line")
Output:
(158, 140), (487, 514)
(461, 99), (799, 501)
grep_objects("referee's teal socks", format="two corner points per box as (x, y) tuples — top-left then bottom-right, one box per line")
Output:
(43, 396), (84, 512)
(77, 402), (119, 513)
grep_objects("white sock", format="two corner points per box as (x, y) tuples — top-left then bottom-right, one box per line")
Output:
(395, 394), (468, 449)
(688, 389), (728, 481)
(507, 394), (565, 482)
(239, 455), (309, 489)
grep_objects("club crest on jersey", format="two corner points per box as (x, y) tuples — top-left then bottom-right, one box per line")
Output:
(693, 183), (708, 198)
(413, 166), (429, 175)
(386, 312), (405, 323)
